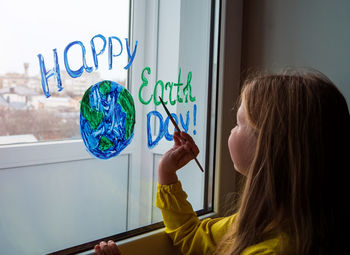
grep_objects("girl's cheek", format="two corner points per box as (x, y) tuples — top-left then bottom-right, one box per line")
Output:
(228, 131), (236, 157)
(228, 129), (234, 147)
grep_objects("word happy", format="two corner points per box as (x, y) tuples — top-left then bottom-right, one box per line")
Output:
(37, 34), (138, 98)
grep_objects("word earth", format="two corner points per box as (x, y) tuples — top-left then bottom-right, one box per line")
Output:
(139, 66), (196, 106)
(37, 34), (138, 97)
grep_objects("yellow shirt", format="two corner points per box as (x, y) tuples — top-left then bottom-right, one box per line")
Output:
(156, 181), (286, 255)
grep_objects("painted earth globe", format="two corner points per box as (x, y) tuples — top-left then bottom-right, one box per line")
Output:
(80, 80), (135, 159)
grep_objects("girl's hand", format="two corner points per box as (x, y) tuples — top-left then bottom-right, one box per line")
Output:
(158, 131), (199, 185)
(94, 240), (121, 255)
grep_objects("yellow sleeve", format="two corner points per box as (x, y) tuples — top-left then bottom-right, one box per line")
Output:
(241, 238), (280, 255)
(156, 181), (236, 255)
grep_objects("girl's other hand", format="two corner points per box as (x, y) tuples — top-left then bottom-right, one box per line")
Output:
(94, 240), (121, 255)
(158, 131), (199, 185)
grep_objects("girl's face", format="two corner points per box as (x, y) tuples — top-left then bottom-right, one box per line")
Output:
(228, 102), (256, 176)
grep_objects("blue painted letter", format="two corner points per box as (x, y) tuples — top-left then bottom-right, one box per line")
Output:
(90, 34), (107, 70)
(164, 113), (179, 141)
(180, 111), (190, 133)
(64, 41), (93, 78)
(37, 49), (62, 98)
(124, 38), (138, 70)
(108, 36), (123, 70)
(147, 111), (165, 148)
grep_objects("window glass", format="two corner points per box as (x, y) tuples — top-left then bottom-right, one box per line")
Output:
(0, 0), (129, 144)
(0, 0), (217, 254)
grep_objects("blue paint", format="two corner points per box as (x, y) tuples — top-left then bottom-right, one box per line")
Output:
(193, 104), (197, 135)
(180, 111), (189, 133)
(147, 111), (165, 148)
(164, 113), (179, 140)
(37, 34), (138, 97)
(81, 118), (100, 150)
(64, 41), (93, 78)
(80, 80), (135, 159)
(146, 106), (198, 148)
(89, 84), (103, 110)
(124, 38), (138, 70)
(91, 34), (107, 70)
(37, 49), (62, 98)
(108, 36), (123, 70)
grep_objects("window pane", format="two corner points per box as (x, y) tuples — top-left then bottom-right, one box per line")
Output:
(0, 0), (129, 144)
(0, 156), (129, 254)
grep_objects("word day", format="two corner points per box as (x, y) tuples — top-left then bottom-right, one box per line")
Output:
(37, 34), (138, 98)
(147, 104), (197, 148)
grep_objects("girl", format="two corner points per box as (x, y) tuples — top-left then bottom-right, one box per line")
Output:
(156, 70), (350, 255)
(95, 71), (350, 254)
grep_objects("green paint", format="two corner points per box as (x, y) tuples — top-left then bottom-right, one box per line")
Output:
(174, 68), (183, 103)
(165, 82), (176, 105)
(138, 66), (195, 106)
(118, 88), (135, 139)
(99, 80), (112, 97)
(81, 87), (104, 130)
(153, 80), (166, 105)
(139, 66), (152, 104)
(99, 136), (114, 151)
(183, 71), (196, 102)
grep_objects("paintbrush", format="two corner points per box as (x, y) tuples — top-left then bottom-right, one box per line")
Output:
(158, 96), (204, 173)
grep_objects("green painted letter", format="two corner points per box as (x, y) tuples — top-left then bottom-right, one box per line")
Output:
(139, 66), (152, 105)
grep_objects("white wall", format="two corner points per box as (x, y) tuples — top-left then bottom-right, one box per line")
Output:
(242, 0), (350, 106)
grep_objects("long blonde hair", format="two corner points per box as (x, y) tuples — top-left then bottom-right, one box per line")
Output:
(216, 71), (350, 254)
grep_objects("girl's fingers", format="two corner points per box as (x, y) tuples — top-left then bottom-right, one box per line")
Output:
(94, 241), (121, 255)
(173, 132), (182, 146)
(108, 240), (121, 255)
(100, 241), (110, 255)
(185, 142), (200, 158)
(178, 151), (195, 166)
(171, 145), (188, 161)
(173, 140), (198, 159)
(180, 131), (195, 143)
(181, 132), (199, 153)
(103, 243), (113, 255)
(181, 134), (199, 156)
(94, 244), (103, 255)
(94, 245), (101, 255)
(192, 143), (200, 156)
(172, 132), (200, 164)
(172, 143), (196, 166)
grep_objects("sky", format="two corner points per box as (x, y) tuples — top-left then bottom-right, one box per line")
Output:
(0, 0), (130, 80)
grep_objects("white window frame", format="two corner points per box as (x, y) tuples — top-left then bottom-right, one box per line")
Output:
(112, 0), (244, 254)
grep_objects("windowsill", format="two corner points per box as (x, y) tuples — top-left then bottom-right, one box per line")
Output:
(79, 212), (217, 255)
